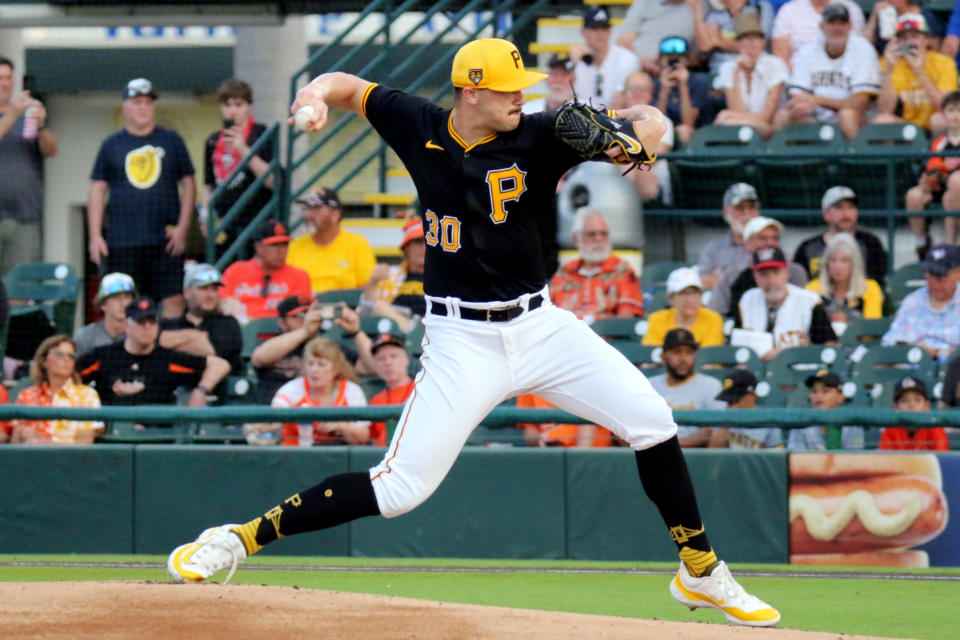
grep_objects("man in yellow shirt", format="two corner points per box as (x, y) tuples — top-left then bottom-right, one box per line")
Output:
(643, 267), (724, 347)
(875, 13), (958, 133)
(286, 186), (376, 293)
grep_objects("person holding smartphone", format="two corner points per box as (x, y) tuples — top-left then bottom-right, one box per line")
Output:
(652, 36), (714, 142)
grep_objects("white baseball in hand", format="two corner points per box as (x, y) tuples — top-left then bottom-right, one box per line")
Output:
(294, 105), (316, 131)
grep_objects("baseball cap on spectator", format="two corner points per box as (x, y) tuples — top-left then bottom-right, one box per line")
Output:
(296, 186), (341, 209)
(252, 219), (291, 245)
(663, 327), (699, 351)
(184, 263), (223, 288)
(894, 376), (929, 401)
(126, 296), (159, 320)
(742, 216), (784, 241)
(371, 333), (406, 354)
(896, 13), (929, 35)
(123, 77), (157, 100)
(821, 186), (857, 211)
(547, 54), (575, 72)
(401, 217), (425, 249)
(95, 272), (137, 305)
(666, 267), (703, 294)
(583, 6), (612, 29)
(451, 39), (547, 92)
(716, 369), (758, 403)
(734, 12), (765, 39)
(277, 295), (312, 318)
(822, 3), (850, 23)
(922, 245), (959, 276)
(751, 246), (787, 270)
(805, 369), (842, 389)
(723, 183), (759, 207)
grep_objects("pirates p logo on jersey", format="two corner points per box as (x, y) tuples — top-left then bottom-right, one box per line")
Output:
(125, 144), (166, 189)
(468, 69), (483, 86)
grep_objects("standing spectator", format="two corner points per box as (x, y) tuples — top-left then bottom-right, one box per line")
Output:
(9, 335), (102, 445)
(691, 0), (774, 74)
(159, 263), (243, 374)
(906, 90), (960, 254)
(644, 268), (725, 347)
(793, 186), (888, 286)
(522, 55), (575, 114)
(875, 14), (957, 135)
(367, 333), (416, 447)
(653, 36), (716, 142)
(616, 0), (696, 75)
(735, 247), (837, 360)
(359, 215), (426, 330)
(220, 218), (312, 320)
(201, 79), (275, 259)
(775, 4), (879, 140)
(647, 328), (725, 447)
(713, 369), (785, 448)
(87, 78), (195, 317)
(805, 232), (884, 326)
(76, 297), (230, 407)
(698, 183), (759, 291)
(614, 71), (677, 204)
(286, 187), (376, 294)
(571, 7), (639, 107)
(879, 376), (949, 450)
(788, 369), (864, 449)
(549, 208), (644, 322)
(713, 13), (790, 138)
(864, 0), (943, 56)
(882, 245), (960, 359)
(0, 55), (58, 275)
(73, 272), (137, 356)
(516, 393), (614, 447)
(772, 0), (865, 64)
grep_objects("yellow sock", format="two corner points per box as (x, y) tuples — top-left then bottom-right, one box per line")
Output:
(232, 518), (265, 556)
(679, 546), (718, 577)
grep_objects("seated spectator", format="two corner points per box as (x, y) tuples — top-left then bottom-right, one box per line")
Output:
(267, 337), (370, 447)
(906, 90), (960, 255)
(516, 393), (613, 447)
(220, 218), (312, 320)
(616, 0), (695, 74)
(643, 268), (724, 347)
(286, 187), (376, 294)
(805, 232), (884, 328)
(359, 216), (426, 330)
(882, 245), (960, 359)
(735, 247), (837, 360)
(522, 54), (575, 114)
(73, 272), (137, 356)
(614, 71), (676, 204)
(367, 333), (416, 447)
(76, 297), (230, 407)
(549, 208), (644, 321)
(691, 0), (774, 74)
(709, 216), (809, 316)
(875, 14), (957, 136)
(652, 36), (716, 142)
(794, 186), (888, 286)
(9, 335), (103, 445)
(787, 369), (864, 449)
(159, 263), (243, 374)
(879, 376), (949, 450)
(772, 0), (865, 64)
(864, 0), (944, 57)
(713, 370), (785, 448)
(647, 328), (725, 447)
(698, 183), (760, 291)
(251, 295), (375, 404)
(775, 4), (879, 140)
(713, 12), (789, 139)
(570, 7), (639, 107)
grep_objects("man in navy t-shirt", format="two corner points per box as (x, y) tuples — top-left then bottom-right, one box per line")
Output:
(87, 78), (196, 317)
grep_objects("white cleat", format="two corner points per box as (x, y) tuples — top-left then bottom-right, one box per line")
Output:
(167, 524), (247, 584)
(669, 561), (781, 627)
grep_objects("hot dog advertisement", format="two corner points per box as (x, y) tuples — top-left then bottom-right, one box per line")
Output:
(789, 454), (950, 567)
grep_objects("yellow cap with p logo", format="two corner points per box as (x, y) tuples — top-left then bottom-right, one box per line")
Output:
(451, 38), (547, 92)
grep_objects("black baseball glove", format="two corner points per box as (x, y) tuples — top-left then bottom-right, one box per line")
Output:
(554, 102), (657, 166)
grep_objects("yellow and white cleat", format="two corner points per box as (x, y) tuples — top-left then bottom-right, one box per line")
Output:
(669, 561), (781, 627)
(167, 524), (247, 584)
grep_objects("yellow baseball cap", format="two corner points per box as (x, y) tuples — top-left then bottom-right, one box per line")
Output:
(451, 38), (547, 92)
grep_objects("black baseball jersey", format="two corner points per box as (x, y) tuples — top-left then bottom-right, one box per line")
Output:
(362, 84), (584, 302)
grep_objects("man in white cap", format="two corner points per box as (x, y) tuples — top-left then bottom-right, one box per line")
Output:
(697, 183), (759, 291)
(643, 267), (724, 347)
(793, 186), (888, 286)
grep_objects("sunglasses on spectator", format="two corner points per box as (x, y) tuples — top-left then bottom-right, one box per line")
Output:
(659, 37), (688, 55)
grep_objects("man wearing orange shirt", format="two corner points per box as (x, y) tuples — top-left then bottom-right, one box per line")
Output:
(516, 393), (614, 447)
(879, 376), (950, 450)
(367, 334), (416, 447)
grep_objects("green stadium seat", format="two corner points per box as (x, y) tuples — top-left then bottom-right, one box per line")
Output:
(671, 125), (763, 209)
(241, 317), (282, 362)
(315, 288), (363, 307)
(644, 290), (670, 314)
(757, 124), (844, 215)
(850, 344), (937, 389)
(3, 262), (80, 357)
(695, 345), (762, 381)
(753, 380), (787, 407)
(612, 342), (664, 375)
(589, 317), (647, 341)
(839, 124), (928, 210)
(764, 345), (843, 389)
(360, 315), (404, 338)
(641, 261), (690, 291)
(405, 321), (425, 357)
(838, 316), (893, 349)
(887, 262), (926, 308)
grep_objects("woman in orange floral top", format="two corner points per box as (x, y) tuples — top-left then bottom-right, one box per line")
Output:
(11, 334), (103, 444)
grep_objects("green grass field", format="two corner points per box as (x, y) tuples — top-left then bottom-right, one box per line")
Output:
(1, 555), (956, 639)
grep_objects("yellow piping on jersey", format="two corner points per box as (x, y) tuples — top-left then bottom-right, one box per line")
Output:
(447, 110), (497, 152)
(360, 82), (378, 118)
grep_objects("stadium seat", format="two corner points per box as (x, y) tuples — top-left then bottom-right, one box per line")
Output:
(757, 124), (843, 216)
(3, 262), (80, 352)
(315, 288), (364, 307)
(641, 261), (690, 291)
(360, 315), (404, 338)
(589, 317), (647, 342)
(786, 380), (869, 407)
(643, 290), (670, 314)
(839, 124), (928, 210)
(241, 317), (282, 363)
(671, 125), (763, 209)
(359, 375), (387, 400)
(405, 321), (425, 357)
(838, 316), (893, 349)
(850, 344), (937, 389)
(753, 380), (787, 407)
(887, 262), (926, 308)
(765, 345), (843, 389)
(695, 345), (762, 381)
(612, 342), (664, 375)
